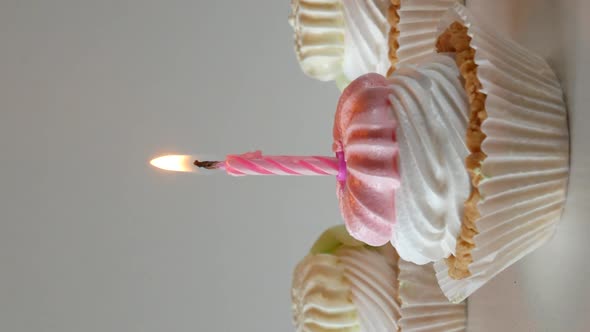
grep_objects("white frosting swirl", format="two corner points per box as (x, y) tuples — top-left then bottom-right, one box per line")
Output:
(289, 0), (390, 83)
(340, 0), (391, 80)
(389, 54), (471, 264)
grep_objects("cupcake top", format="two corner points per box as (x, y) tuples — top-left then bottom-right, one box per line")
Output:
(291, 226), (401, 332)
(289, 0), (391, 87)
(333, 53), (471, 264)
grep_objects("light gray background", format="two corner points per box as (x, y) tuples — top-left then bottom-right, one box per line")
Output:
(0, 1), (587, 331)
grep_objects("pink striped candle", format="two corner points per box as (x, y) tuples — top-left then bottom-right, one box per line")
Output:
(150, 150), (347, 181)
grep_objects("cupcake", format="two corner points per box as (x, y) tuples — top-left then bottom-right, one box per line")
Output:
(332, 4), (569, 302)
(288, 0), (461, 89)
(291, 225), (466, 331)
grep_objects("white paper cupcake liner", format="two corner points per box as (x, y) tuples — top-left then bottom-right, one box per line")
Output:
(398, 260), (467, 331)
(433, 4), (569, 303)
(396, 0), (462, 66)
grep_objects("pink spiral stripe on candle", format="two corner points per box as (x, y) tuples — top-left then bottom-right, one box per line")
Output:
(296, 160), (331, 175)
(229, 157), (274, 175)
(224, 165), (245, 175)
(224, 152), (340, 176)
(262, 158), (301, 175)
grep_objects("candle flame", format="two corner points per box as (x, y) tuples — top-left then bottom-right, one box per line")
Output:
(150, 155), (195, 172)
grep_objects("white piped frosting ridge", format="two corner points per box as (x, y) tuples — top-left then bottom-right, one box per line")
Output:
(389, 54), (471, 264)
(340, 0), (391, 81)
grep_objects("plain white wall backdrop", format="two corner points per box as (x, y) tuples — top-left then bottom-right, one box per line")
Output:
(0, 1), (342, 331)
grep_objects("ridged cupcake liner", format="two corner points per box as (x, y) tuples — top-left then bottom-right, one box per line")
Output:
(393, 0), (462, 69)
(398, 260), (467, 331)
(433, 4), (569, 303)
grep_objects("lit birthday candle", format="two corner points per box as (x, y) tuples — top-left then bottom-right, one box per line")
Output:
(150, 151), (346, 180)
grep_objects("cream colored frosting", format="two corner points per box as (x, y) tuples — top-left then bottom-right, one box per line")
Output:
(291, 226), (401, 332)
(291, 254), (359, 331)
(292, 247), (401, 332)
(289, 0), (346, 81)
(289, 0), (390, 83)
(389, 54), (470, 264)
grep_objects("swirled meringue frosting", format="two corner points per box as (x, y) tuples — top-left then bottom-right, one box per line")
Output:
(334, 54), (471, 263)
(390, 54), (470, 264)
(289, 0), (390, 84)
(291, 226), (467, 331)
